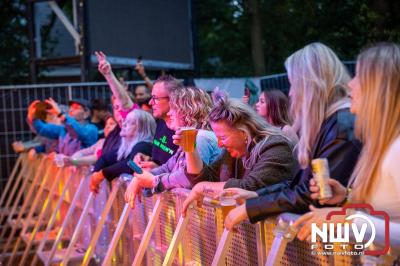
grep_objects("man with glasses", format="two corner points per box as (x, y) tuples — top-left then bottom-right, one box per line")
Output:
(135, 75), (181, 169)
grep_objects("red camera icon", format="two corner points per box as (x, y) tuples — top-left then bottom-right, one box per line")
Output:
(326, 203), (390, 256)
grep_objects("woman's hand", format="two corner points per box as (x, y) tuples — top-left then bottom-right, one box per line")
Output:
(133, 152), (158, 170)
(181, 182), (208, 217)
(12, 141), (25, 153)
(220, 188), (258, 205)
(181, 182), (225, 217)
(224, 204), (249, 231)
(45, 98), (61, 115)
(124, 179), (142, 208)
(62, 156), (73, 166)
(133, 170), (155, 188)
(309, 178), (347, 205)
(172, 129), (184, 147)
(293, 206), (345, 242)
(90, 171), (105, 194)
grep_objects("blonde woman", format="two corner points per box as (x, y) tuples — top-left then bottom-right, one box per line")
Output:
(90, 109), (156, 193)
(211, 43), (362, 230)
(181, 89), (296, 216)
(293, 43), (400, 252)
(124, 87), (221, 207)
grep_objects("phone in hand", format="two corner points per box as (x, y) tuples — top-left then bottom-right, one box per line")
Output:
(127, 160), (143, 174)
(137, 55), (143, 63)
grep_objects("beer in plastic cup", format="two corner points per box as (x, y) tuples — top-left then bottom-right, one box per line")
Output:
(311, 158), (333, 199)
(220, 193), (236, 221)
(181, 127), (198, 152)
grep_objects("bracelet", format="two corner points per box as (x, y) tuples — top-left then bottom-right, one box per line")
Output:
(339, 187), (352, 206)
(72, 158), (78, 166)
(57, 112), (64, 118)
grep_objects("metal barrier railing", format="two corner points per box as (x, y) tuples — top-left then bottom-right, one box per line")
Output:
(1, 154), (367, 266)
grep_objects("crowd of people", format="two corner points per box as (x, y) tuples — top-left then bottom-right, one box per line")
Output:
(12, 42), (400, 261)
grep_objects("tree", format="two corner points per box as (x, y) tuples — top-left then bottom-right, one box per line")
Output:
(0, 0), (29, 84)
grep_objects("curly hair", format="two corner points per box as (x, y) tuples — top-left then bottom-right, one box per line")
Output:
(169, 86), (213, 129)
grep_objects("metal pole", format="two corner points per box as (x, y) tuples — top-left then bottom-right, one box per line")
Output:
(59, 192), (94, 266)
(81, 180), (121, 266)
(211, 228), (234, 266)
(43, 171), (88, 266)
(132, 196), (163, 266)
(30, 167), (76, 266)
(101, 203), (131, 266)
(162, 215), (190, 266)
(16, 167), (64, 266)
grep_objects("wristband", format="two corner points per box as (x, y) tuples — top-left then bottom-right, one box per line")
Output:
(72, 158), (78, 166)
(339, 187), (352, 206)
(57, 112), (64, 118)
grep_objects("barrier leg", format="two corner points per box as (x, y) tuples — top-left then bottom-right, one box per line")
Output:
(101, 203), (131, 266)
(132, 195), (162, 266)
(0, 157), (44, 257)
(256, 221), (267, 266)
(59, 192), (94, 266)
(81, 180), (121, 266)
(15, 167), (64, 266)
(211, 228), (234, 266)
(162, 215), (190, 266)
(265, 216), (298, 266)
(30, 167), (76, 266)
(0, 157), (29, 229)
(0, 154), (23, 210)
(41, 173), (88, 266)
(1, 163), (53, 265)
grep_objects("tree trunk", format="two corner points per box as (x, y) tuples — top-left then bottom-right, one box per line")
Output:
(247, 0), (266, 76)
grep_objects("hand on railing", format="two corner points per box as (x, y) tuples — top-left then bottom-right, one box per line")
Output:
(12, 141), (25, 153)
(224, 204), (248, 231)
(292, 205), (344, 242)
(181, 183), (207, 217)
(309, 177), (347, 205)
(90, 171), (105, 194)
(28, 149), (37, 161)
(124, 178), (142, 208)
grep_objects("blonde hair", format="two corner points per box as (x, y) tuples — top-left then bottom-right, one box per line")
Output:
(169, 86), (213, 129)
(117, 109), (156, 160)
(349, 43), (400, 203)
(210, 89), (287, 168)
(285, 42), (350, 168)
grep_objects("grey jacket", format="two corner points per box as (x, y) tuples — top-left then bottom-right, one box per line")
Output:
(186, 134), (296, 191)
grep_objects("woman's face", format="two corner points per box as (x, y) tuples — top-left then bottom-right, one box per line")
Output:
(348, 63), (362, 115)
(255, 93), (268, 119)
(104, 117), (117, 137)
(210, 120), (247, 158)
(120, 113), (137, 138)
(166, 107), (185, 131)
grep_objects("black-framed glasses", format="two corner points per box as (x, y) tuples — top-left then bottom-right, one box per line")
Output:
(150, 96), (169, 102)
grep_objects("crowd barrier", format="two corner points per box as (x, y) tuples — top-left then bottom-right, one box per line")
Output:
(1, 153), (369, 265)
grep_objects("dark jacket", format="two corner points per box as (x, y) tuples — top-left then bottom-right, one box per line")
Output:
(246, 108), (362, 223)
(93, 141), (152, 181)
(186, 134), (296, 191)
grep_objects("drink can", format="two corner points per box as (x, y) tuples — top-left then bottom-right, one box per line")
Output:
(311, 158), (332, 199)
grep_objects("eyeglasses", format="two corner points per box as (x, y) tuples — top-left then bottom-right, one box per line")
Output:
(150, 96), (169, 103)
